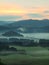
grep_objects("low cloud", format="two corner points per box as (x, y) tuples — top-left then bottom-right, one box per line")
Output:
(44, 11), (49, 13)
(27, 13), (43, 18)
(0, 15), (22, 21)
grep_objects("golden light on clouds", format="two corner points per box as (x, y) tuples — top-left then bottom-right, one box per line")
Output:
(0, 3), (49, 20)
(0, 3), (27, 15)
(0, 3), (48, 15)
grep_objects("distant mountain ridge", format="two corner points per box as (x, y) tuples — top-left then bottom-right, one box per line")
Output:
(0, 21), (8, 25)
(0, 21), (15, 25)
(8, 19), (49, 27)
(0, 19), (49, 33)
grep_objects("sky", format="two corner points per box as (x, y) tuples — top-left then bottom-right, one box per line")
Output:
(0, 0), (49, 21)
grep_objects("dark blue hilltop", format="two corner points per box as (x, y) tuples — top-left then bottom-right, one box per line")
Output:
(0, 19), (49, 33)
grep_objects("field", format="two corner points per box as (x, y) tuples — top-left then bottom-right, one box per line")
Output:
(0, 46), (49, 65)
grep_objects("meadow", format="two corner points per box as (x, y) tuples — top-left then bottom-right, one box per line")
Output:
(0, 46), (49, 65)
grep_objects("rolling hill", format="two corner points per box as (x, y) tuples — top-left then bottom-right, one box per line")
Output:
(0, 19), (49, 33)
(2, 31), (23, 37)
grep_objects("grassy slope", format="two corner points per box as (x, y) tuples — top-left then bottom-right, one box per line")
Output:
(0, 46), (49, 65)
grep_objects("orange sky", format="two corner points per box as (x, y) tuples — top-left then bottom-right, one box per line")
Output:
(0, 0), (49, 20)
(0, 3), (48, 15)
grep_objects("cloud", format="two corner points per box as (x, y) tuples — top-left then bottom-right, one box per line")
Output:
(0, 15), (22, 21)
(44, 11), (49, 13)
(32, 7), (39, 9)
(0, 3), (27, 15)
(0, 2), (48, 16)
(0, 1), (49, 20)
(27, 13), (43, 18)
